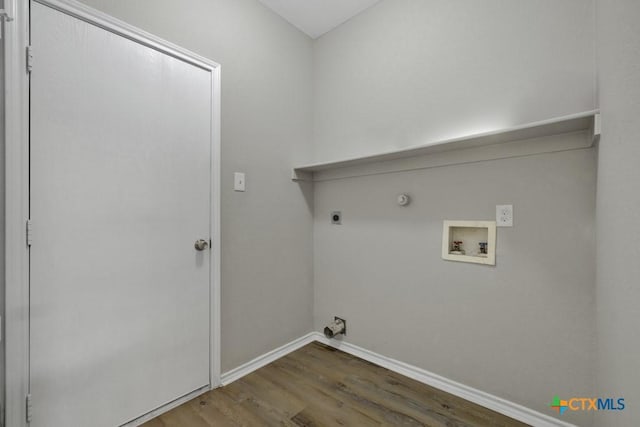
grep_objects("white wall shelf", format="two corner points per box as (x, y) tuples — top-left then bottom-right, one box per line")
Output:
(292, 110), (600, 182)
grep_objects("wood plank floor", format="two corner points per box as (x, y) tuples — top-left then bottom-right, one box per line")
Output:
(143, 342), (530, 426)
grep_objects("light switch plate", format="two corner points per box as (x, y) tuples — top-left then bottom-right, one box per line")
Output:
(234, 172), (246, 192)
(496, 205), (513, 227)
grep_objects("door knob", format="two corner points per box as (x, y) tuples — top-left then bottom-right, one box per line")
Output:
(194, 239), (209, 251)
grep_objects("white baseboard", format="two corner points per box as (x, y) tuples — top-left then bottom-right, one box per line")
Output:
(220, 331), (575, 427)
(122, 333), (317, 426)
(312, 332), (575, 427)
(121, 385), (210, 427)
(220, 332), (318, 385)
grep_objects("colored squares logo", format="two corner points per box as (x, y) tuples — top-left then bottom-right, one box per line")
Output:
(551, 396), (568, 415)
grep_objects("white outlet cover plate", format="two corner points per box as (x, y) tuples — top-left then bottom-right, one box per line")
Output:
(496, 205), (513, 227)
(234, 172), (246, 192)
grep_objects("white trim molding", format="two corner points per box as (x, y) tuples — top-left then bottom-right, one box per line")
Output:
(121, 385), (211, 427)
(221, 333), (318, 386)
(222, 332), (576, 427)
(4, 0), (31, 425)
(36, 0), (216, 71)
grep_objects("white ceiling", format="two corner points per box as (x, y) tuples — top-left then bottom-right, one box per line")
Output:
(258, 0), (382, 39)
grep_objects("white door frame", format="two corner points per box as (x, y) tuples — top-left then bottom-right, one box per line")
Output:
(3, 1), (222, 425)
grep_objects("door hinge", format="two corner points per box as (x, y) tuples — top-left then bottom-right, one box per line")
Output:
(26, 219), (33, 246)
(26, 45), (33, 73)
(25, 394), (33, 423)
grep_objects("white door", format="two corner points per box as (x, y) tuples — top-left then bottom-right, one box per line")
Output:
(30, 3), (214, 426)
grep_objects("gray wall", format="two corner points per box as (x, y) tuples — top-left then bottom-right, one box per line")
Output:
(312, 0), (597, 424)
(313, 0), (596, 162)
(313, 144), (597, 425)
(77, 0), (315, 372)
(595, 0), (640, 425)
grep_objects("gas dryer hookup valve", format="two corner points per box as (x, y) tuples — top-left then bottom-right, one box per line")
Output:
(324, 317), (346, 338)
